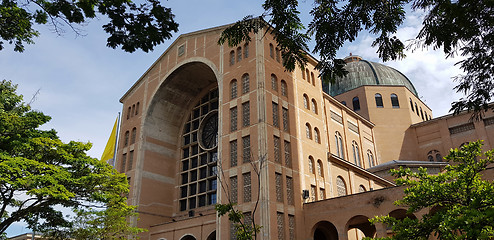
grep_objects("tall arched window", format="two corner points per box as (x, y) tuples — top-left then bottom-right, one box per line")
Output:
(305, 123), (312, 139)
(302, 68), (306, 80)
(124, 131), (129, 146)
(269, 43), (274, 58)
(336, 176), (347, 196)
(308, 156), (315, 174)
(375, 93), (383, 108)
(244, 43), (249, 58)
(311, 72), (315, 86)
(131, 127), (137, 144)
(352, 97), (360, 111)
(241, 74), (250, 94)
(420, 107), (424, 120)
(306, 69), (310, 83)
(317, 160), (323, 177)
(135, 102), (140, 115)
(391, 94), (400, 108)
(424, 112), (428, 120)
(127, 106), (131, 119)
(335, 132), (344, 159)
(410, 98), (414, 112)
(311, 99), (317, 114)
(230, 79), (237, 99)
(229, 50), (235, 66)
(271, 74), (278, 91)
(303, 94), (309, 109)
(275, 48), (280, 62)
(236, 47), (242, 62)
(314, 127), (320, 143)
(415, 103), (419, 116)
(281, 80), (287, 97)
(352, 141), (361, 167)
(367, 150), (374, 167)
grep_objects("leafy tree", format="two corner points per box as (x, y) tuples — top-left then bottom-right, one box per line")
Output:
(368, 141), (494, 240)
(0, 0), (178, 52)
(219, 0), (494, 118)
(0, 80), (143, 239)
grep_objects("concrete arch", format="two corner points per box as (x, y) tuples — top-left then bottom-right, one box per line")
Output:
(179, 234), (196, 240)
(206, 230), (216, 240)
(312, 221), (338, 240)
(389, 209), (417, 220)
(346, 215), (376, 238)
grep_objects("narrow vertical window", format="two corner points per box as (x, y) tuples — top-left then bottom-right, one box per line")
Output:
(135, 102), (140, 115)
(284, 141), (291, 168)
(336, 176), (347, 196)
(305, 123), (312, 139)
(230, 176), (238, 203)
(310, 185), (316, 202)
(282, 107), (289, 132)
(314, 128), (320, 143)
(277, 212), (285, 240)
(230, 79), (237, 99)
(272, 102), (279, 127)
(127, 106), (131, 119)
(306, 69), (310, 83)
(303, 94), (309, 109)
(286, 176), (294, 205)
(127, 150), (134, 171)
(275, 173), (283, 202)
(275, 48), (281, 62)
(367, 150), (374, 167)
(230, 140), (237, 167)
(335, 132), (344, 159)
(124, 131), (129, 146)
(375, 93), (383, 108)
(271, 74), (278, 91)
(420, 107), (424, 120)
(237, 47), (242, 62)
(269, 43), (274, 58)
(242, 74), (250, 94)
(311, 99), (317, 114)
(352, 97), (360, 111)
(302, 68), (305, 80)
(281, 80), (287, 97)
(131, 104), (135, 117)
(230, 50), (235, 66)
(352, 141), (361, 167)
(120, 153), (127, 172)
(317, 160), (323, 177)
(391, 93), (400, 108)
(288, 215), (295, 240)
(410, 98), (414, 112)
(242, 136), (251, 163)
(274, 136), (281, 163)
(131, 127), (137, 144)
(244, 43), (249, 58)
(242, 102), (250, 127)
(311, 72), (315, 86)
(308, 156), (315, 174)
(415, 103), (419, 116)
(230, 107), (237, 132)
(319, 188), (325, 200)
(243, 172), (251, 202)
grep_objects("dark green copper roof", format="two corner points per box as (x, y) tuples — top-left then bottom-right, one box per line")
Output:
(327, 56), (418, 97)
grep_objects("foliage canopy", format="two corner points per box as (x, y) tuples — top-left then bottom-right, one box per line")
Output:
(219, 0), (494, 118)
(0, 80), (143, 239)
(0, 0), (178, 52)
(369, 141), (494, 239)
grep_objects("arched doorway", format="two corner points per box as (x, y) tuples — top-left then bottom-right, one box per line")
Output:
(312, 221), (338, 240)
(180, 235), (196, 240)
(206, 230), (216, 240)
(346, 215), (376, 239)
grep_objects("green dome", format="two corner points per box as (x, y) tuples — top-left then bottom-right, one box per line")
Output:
(327, 56), (418, 97)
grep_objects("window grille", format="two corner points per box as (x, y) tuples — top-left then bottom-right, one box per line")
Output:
(274, 136), (281, 163)
(242, 102), (250, 127)
(275, 173), (283, 202)
(273, 102), (279, 127)
(230, 140), (237, 167)
(243, 172), (251, 202)
(336, 177), (347, 196)
(230, 107), (237, 132)
(284, 141), (291, 168)
(242, 136), (251, 163)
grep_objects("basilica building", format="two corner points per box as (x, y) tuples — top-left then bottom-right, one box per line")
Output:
(116, 23), (494, 240)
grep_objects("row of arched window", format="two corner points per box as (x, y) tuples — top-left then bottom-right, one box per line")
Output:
(305, 123), (321, 144)
(308, 156), (324, 178)
(303, 94), (318, 114)
(374, 93), (400, 108)
(409, 98), (431, 121)
(229, 43), (249, 66)
(123, 127), (137, 147)
(269, 43), (281, 63)
(127, 102), (140, 119)
(271, 74), (288, 97)
(230, 74), (250, 100)
(302, 68), (317, 86)
(427, 150), (442, 162)
(336, 176), (367, 196)
(334, 131), (376, 168)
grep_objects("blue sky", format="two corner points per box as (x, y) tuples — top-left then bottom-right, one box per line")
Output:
(1, 1), (464, 237)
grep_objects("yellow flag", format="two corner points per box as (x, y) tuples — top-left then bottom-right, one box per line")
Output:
(101, 116), (119, 164)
